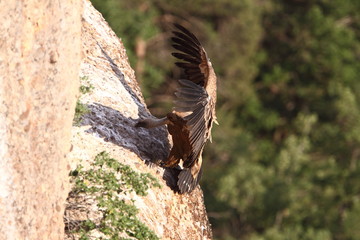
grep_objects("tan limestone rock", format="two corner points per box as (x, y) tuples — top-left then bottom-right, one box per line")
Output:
(0, 0), (82, 239)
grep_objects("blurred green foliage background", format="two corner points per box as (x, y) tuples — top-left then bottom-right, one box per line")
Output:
(90, 0), (360, 239)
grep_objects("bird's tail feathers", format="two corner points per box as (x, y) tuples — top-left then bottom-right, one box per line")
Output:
(178, 167), (203, 193)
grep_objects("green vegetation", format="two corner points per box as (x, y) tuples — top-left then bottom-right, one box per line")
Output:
(79, 76), (94, 94)
(74, 76), (93, 126)
(73, 100), (90, 126)
(90, 0), (360, 239)
(68, 152), (160, 240)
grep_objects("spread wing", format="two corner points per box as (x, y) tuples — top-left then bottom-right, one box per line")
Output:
(174, 79), (212, 168)
(172, 24), (212, 88)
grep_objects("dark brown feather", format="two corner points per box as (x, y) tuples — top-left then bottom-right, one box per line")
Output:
(171, 24), (211, 89)
(174, 23), (201, 45)
(172, 52), (200, 64)
(175, 62), (198, 70)
(172, 43), (201, 59)
(172, 31), (200, 49)
(173, 80), (209, 167)
(171, 36), (200, 52)
(165, 113), (191, 168)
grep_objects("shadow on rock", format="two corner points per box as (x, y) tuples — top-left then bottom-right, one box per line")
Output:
(81, 103), (180, 192)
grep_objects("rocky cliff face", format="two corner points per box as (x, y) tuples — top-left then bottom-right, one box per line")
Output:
(66, 1), (212, 239)
(0, 1), (82, 239)
(0, 0), (212, 239)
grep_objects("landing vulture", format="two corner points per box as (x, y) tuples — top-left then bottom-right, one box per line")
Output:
(136, 23), (217, 193)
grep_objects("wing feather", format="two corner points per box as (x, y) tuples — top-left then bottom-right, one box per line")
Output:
(174, 99), (200, 107)
(173, 23), (201, 45)
(172, 24), (212, 88)
(171, 37), (200, 53)
(173, 79), (211, 167)
(172, 44), (201, 59)
(172, 31), (200, 49)
(175, 62), (199, 71)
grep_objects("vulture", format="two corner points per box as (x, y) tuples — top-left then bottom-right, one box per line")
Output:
(136, 23), (217, 193)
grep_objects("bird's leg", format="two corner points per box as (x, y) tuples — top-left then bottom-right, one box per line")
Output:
(135, 116), (170, 129)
